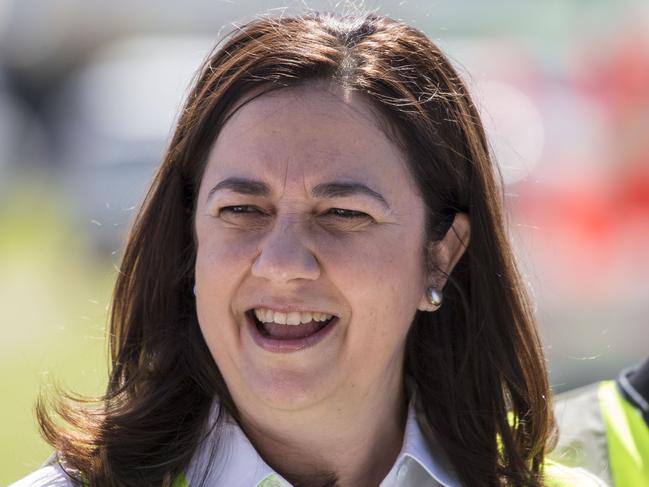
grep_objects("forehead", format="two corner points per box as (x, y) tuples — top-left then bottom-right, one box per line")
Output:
(203, 83), (417, 196)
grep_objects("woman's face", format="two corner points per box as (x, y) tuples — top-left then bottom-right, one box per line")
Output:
(194, 84), (431, 414)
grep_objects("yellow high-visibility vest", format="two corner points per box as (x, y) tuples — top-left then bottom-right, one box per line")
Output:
(552, 379), (649, 486)
(599, 380), (649, 486)
(544, 459), (610, 487)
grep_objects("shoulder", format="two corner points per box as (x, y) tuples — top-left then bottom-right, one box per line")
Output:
(554, 381), (601, 413)
(9, 464), (81, 487)
(549, 381), (612, 484)
(552, 380), (607, 446)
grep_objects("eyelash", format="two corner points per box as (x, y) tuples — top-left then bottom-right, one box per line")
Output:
(218, 206), (372, 220)
(218, 205), (262, 216)
(325, 208), (369, 219)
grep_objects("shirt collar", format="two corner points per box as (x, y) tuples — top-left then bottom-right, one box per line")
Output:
(389, 401), (462, 486)
(185, 399), (462, 487)
(185, 404), (277, 487)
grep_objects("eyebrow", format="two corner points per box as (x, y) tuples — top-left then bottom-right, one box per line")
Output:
(207, 177), (390, 209)
(207, 178), (270, 199)
(312, 181), (390, 209)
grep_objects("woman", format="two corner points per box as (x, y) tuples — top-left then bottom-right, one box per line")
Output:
(13, 12), (606, 487)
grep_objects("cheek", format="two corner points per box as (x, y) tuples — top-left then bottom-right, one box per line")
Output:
(195, 225), (260, 287)
(194, 227), (259, 338)
(316, 226), (425, 345)
(316, 224), (424, 291)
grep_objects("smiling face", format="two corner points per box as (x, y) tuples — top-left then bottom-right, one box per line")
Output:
(194, 83), (432, 416)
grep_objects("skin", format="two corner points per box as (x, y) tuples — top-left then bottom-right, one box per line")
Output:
(194, 82), (469, 486)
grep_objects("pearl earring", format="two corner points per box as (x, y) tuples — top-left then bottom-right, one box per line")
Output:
(427, 286), (443, 308)
(193, 285), (197, 297)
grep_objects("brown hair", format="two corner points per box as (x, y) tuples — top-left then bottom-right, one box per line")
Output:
(38, 11), (555, 486)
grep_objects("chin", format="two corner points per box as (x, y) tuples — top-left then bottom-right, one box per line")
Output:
(238, 361), (340, 411)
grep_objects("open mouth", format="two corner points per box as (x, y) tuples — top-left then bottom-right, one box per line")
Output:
(246, 309), (337, 341)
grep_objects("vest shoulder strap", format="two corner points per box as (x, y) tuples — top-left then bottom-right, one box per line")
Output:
(599, 380), (649, 486)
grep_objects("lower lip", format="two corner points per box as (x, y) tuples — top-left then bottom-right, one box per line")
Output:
(246, 312), (338, 353)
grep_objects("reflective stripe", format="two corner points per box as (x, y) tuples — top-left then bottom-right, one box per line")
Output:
(599, 380), (649, 486)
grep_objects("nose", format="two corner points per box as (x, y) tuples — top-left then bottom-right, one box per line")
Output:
(251, 217), (321, 283)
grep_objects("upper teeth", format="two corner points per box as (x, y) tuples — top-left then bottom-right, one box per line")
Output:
(253, 308), (334, 325)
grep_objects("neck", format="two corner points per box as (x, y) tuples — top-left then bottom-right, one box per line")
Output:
(628, 357), (649, 404)
(237, 377), (407, 487)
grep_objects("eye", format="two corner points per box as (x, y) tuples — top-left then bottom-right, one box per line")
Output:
(218, 205), (264, 216)
(217, 205), (270, 225)
(323, 208), (373, 221)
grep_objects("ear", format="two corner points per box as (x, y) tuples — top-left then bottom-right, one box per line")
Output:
(417, 213), (470, 312)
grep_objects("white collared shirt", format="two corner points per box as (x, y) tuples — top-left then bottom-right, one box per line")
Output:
(10, 400), (462, 487)
(11, 398), (612, 487)
(184, 400), (462, 487)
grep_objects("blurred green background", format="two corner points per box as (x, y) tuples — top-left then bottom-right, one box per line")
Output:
(1, 180), (114, 483)
(2, 0), (648, 485)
